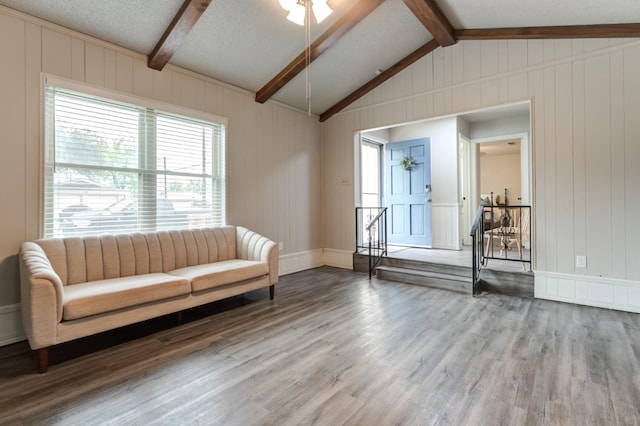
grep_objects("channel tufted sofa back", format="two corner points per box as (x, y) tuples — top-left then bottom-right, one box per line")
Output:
(34, 226), (254, 286)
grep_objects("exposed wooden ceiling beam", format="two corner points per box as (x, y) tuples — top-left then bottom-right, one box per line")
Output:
(456, 23), (640, 40)
(255, 0), (385, 104)
(320, 39), (439, 122)
(148, 0), (212, 71)
(401, 0), (456, 46)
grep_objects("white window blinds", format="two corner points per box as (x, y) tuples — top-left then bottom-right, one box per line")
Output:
(43, 83), (226, 238)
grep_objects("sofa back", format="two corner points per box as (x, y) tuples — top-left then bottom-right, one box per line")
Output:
(36, 226), (238, 286)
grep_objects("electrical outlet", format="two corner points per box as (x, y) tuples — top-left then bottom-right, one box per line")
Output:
(279, 242), (284, 251)
(576, 255), (587, 268)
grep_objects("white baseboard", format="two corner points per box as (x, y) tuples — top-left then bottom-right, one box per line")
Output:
(323, 249), (353, 270)
(279, 249), (324, 276)
(0, 304), (25, 346)
(535, 271), (640, 313)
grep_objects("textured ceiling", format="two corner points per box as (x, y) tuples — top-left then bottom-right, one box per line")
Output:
(0, 0), (638, 116)
(439, 0), (640, 29)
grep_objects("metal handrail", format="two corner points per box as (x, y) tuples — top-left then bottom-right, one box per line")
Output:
(366, 208), (386, 231)
(355, 207), (388, 279)
(470, 205), (485, 295)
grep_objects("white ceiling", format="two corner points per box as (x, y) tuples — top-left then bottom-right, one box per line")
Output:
(479, 139), (521, 156)
(1, 0), (639, 115)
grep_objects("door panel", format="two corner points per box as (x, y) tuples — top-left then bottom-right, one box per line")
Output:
(391, 204), (405, 234)
(386, 138), (432, 246)
(410, 204), (425, 235)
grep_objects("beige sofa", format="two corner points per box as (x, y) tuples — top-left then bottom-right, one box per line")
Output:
(19, 226), (278, 372)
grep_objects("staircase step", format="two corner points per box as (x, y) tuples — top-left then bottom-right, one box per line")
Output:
(383, 256), (472, 278)
(375, 265), (472, 294)
(480, 268), (534, 298)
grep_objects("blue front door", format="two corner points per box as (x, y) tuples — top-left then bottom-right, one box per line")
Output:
(385, 138), (432, 246)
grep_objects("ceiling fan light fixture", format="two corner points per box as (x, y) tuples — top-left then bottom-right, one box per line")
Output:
(280, 0), (333, 26)
(286, 3), (306, 25)
(312, 0), (333, 23)
(279, 0), (297, 11)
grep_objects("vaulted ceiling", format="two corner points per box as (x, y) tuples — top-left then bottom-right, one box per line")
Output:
(1, 0), (639, 121)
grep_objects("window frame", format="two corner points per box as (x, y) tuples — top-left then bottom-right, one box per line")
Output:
(40, 75), (228, 238)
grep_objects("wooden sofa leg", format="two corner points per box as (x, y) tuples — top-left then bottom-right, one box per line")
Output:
(176, 311), (183, 324)
(38, 347), (49, 373)
(269, 285), (275, 300)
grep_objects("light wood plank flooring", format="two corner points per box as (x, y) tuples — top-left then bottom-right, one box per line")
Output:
(1, 267), (639, 425)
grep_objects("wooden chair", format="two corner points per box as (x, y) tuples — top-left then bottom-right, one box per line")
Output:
(483, 208), (530, 269)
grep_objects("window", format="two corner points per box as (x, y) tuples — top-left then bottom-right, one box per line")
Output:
(360, 138), (382, 207)
(43, 80), (226, 238)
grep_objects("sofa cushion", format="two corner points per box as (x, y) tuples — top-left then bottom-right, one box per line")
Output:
(63, 273), (190, 321)
(169, 259), (268, 293)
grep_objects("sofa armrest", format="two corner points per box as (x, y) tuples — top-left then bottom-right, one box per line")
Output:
(236, 227), (279, 284)
(19, 242), (64, 349)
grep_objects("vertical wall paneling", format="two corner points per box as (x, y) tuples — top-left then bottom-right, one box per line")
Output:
(431, 204), (460, 249)
(41, 28), (71, 78)
(178, 74), (205, 112)
(452, 42), (464, 84)
(115, 52), (133, 94)
(528, 69), (545, 270)
(571, 59), (587, 273)
(508, 73), (528, 102)
(85, 44), (105, 87)
(132, 59), (154, 100)
(480, 41), (499, 77)
(0, 13), (26, 305)
(481, 79), (500, 106)
(609, 51), (626, 279)
(543, 66), (557, 272)
(24, 23), (42, 242)
(527, 40), (544, 67)
(70, 38), (85, 81)
(103, 49), (116, 90)
(584, 54), (612, 276)
(554, 62), (575, 274)
(153, 65), (173, 104)
(555, 39), (573, 60)
(507, 40), (528, 72)
(624, 46), (640, 280)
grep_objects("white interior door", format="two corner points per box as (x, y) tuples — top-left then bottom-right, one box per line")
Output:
(459, 135), (472, 246)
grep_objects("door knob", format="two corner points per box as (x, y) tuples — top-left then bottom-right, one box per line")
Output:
(425, 198), (432, 203)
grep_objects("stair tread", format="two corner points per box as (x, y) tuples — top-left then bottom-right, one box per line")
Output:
(376, 265), (472, 283)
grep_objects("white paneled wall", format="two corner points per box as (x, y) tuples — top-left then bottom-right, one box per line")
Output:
(0, 6), (322, 343)
(322, 38), (640, 311)
(431, 204), (460, 249)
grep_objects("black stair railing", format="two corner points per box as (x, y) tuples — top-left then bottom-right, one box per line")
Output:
(470, 206), (485, 296)
(481, 205), (532, 269)
(355, 207), (388, 278)
(471, 204), (533, 295)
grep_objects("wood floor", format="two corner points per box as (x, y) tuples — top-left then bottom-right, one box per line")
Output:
(1, 267), (639, 425)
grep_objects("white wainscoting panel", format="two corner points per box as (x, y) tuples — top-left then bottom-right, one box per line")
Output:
(536, 271), (640, 313)
(0, 304), (24, 346)
(323, 249), (353, 270)
(431, 203), (460, 250)
(279, 250), (324, 276)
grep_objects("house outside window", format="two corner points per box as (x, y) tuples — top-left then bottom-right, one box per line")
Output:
(43, 78), (226, 238)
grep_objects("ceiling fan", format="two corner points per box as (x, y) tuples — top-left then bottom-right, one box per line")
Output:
(279, 0), (333, 25)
